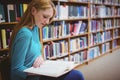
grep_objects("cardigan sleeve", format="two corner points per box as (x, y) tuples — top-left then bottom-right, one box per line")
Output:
(11, 28), (32, 79)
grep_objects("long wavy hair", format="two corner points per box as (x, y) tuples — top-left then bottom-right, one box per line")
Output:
(9, 0), (56, 55)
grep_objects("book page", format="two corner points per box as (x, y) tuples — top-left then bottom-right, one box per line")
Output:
(24, 60), (79, 77)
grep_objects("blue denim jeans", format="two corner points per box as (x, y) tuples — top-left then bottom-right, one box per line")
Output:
(39, 70), (84, 80)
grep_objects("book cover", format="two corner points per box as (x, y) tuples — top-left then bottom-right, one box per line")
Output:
(7, 4), (16, 22)
(0, 3), (5, 22)
(23, 4), (28, 13)
(24, 60), (79, 77)
(1, 29), (7, 48)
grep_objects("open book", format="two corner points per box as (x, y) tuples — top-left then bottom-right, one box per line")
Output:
(24, 60), (79, 77)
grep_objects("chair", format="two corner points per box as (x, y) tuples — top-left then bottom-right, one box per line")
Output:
(0, 57), (10, 80)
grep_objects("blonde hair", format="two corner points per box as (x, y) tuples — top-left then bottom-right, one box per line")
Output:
(9, 0), (56, 54)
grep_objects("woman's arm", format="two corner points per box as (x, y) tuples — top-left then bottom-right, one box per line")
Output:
(11, 28), (32, 79)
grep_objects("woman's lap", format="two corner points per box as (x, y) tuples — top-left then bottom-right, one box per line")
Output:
(40, 70), (84, 80)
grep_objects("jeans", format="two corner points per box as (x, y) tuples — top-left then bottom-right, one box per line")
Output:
(39, 70), (84, 80)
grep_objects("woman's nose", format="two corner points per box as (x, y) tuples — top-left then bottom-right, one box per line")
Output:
(44, 19), (49, 24)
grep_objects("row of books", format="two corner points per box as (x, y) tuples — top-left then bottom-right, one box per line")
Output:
(114, 19), (120, 28)
(0, 3), (28, 22)
(90, 0), (120, 5)
(90, 5), (120, 18)
(0, 28), (12, 49)
(43, 40), (68, 60)
(70, 41), (118, 63)
(43, 36), (87, 60)
(1, 2), (120, 23)
(43, 36), (107, 62)
(113, 29), (119, 38)
(59, 0), (120, 5)
(114, 8), (120, 16)
(7, 4), (28, 22)
(90, 32), (102, 46)
(112, 39), (118, 48)
(0, 3), (89, 22)
(55, 5), (88, 19)
(44, 41), (118, 62)
(102, 42), (110, 53)
(102, 19), (113, 30)
(42, 21), (87, 40)
(90, 20), (101, 32)
(102, 31), (113, 42)
(90, 19), (120, 32)
(87, 46), (100, 60)
(70, 36), (87, 52)
(70, 50), (87, 64)
(44, 44), (102, 63)
(90, 19), (113, 32)
(90, 31), (112, 46)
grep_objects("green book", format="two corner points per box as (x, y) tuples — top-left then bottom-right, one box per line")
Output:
(0, 3), (5, 22)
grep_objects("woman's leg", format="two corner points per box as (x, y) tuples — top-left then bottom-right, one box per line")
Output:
(63, 70), (84, 80)
(39, 70), (84, 80)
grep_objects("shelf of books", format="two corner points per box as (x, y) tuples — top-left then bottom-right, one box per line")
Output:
(0, 0), (120, 66)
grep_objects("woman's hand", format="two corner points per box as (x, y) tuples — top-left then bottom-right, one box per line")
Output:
(32, 56), (44, 68)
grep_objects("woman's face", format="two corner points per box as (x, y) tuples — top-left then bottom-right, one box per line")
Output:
(32, 7), (53, 29)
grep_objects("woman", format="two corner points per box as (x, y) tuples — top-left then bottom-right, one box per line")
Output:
(9, 0), (84, 80)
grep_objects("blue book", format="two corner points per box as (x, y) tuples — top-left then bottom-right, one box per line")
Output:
(79, 22), (87, 33)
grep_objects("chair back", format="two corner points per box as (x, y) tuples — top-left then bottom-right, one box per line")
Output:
(0, 57), (10, 80)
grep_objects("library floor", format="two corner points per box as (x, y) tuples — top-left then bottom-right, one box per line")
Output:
(76, 49), (120, 80)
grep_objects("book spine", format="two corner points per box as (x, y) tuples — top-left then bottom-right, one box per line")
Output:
(1, 29), (7, 49)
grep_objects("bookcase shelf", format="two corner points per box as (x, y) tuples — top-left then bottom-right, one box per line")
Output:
(0, 0), (120, 67)
(0, 22), (18, 25)
(0, 48), (8, 52)
(0, 0), (30, 4)
(53, 18), (88, 21)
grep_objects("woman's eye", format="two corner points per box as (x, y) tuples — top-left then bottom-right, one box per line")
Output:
(43, 16), (48, 18)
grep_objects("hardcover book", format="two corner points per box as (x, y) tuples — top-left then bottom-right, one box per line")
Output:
(24, 60), (79, 77)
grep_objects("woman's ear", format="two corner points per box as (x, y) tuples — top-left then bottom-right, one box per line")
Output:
(31, 7), (37, 15)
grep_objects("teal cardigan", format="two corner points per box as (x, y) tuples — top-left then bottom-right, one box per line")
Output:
(10, 25), (42, 80)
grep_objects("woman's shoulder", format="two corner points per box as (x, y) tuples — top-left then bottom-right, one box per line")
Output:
(16, 27), (32, 38)
(20, 27), (31, 32)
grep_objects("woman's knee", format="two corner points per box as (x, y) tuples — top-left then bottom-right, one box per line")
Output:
(64, 70), (84, 80)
